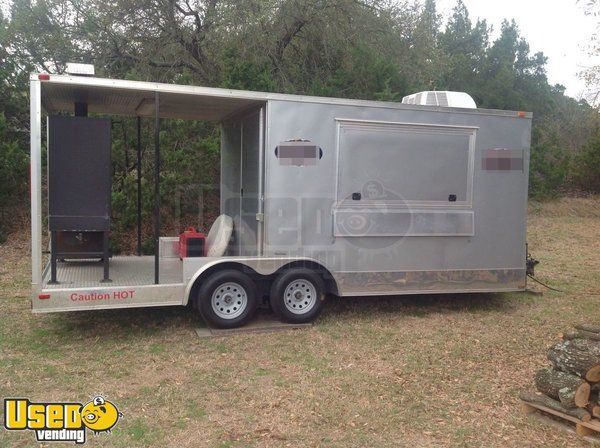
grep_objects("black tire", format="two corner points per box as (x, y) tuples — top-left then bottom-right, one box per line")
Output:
(196, 270), (257, 329)
(270, 268), (326, 323)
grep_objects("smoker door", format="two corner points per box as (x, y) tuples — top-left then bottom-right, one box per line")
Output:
(48, 116), (111, 231)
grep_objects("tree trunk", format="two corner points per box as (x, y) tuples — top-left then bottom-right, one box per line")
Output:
(547, 339), (600, 382)
(534, 367), (590, 408)
(575, 324), (600, 334)
(520, 391), (591, 421)
(563, 329), (600, 342)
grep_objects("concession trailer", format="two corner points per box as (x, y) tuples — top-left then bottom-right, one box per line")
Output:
(29, 69), (532, 328)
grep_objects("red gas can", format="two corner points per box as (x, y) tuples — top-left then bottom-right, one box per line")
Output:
(179, 227), (206, 258)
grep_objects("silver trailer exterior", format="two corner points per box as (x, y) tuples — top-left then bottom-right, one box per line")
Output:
(30, 74), (531, 324)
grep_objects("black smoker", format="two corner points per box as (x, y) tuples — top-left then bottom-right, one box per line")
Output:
(48, 110), (111, 283)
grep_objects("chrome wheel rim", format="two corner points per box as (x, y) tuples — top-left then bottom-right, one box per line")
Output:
(211, 282), (247, 319)
(284, 279), (317, 315)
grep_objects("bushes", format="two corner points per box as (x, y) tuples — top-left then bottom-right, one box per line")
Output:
(529, 140), (571, 199)
(528, 127), (600, 198)
(0, 112), (28, 241)
(573, 131), (600, 193)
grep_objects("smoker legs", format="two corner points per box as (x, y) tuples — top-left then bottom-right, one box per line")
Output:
(100, 231), (112, 283)
(48, 231), (111, 283)
(49, 231), (58, 284)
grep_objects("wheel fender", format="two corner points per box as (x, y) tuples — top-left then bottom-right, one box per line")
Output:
(183, 257), (339, 306)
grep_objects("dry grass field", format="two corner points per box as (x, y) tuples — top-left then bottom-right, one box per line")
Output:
(1, 197), (599, 447)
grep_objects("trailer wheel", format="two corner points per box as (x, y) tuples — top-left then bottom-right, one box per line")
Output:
(270, 268), (325, 323)
(197, 270), (257, 328)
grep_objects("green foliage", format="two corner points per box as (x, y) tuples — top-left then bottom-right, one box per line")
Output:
(310, 45), (408, 100)
(0, 7), (31, 240)
(220, 47), (277, 92)
(0, 113), (27, 203)
(529, 139), (571, 199)
(438, 0), (489, 93)
(107, 117), (220, 252)
(0, 112), (28, 241)
(573, 130), (600, 192)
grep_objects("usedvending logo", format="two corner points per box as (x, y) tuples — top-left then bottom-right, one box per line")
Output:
(4, 396), (122, 444)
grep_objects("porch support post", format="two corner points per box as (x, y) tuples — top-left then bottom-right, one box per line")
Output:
(136, 116), (142, 256)
(154, 92), (160, 284)
(30, 77), (43, 294)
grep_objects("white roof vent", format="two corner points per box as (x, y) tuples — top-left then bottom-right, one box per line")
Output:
(402, 91), (476, 109)
(65, 63), (95, 76)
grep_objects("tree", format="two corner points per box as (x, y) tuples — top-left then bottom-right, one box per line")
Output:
(573, 129), (600, 192)
(438, 0), (488, 96)
(580, 0), (600, 105)
(477, 20), (551, 113)
(0, 8), (30, 240)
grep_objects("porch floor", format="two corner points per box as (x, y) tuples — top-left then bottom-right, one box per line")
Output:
(43, 256), (183, 289)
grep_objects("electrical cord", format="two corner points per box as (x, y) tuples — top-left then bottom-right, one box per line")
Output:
(527, 274), (564, 292)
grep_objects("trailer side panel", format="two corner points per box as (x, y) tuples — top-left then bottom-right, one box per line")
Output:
(264, 99), (530, 295)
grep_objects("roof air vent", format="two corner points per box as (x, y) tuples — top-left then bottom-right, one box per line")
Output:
(66, 63), (95, 76)
(402, 91), (476, 108)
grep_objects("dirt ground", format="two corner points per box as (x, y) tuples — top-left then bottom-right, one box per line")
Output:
(1, 197), (599, 447)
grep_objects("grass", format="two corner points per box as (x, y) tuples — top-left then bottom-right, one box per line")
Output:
(0, 196), (599, 447)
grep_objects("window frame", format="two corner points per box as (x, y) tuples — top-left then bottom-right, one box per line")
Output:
(334, 118), (478, 209)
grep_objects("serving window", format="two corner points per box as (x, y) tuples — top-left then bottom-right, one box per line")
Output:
(335, 119), (476, 207)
